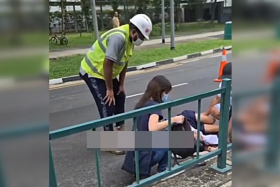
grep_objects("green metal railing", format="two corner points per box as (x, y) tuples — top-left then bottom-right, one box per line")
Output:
(49, 79), (232, 187)
(0, 79), (232, 187)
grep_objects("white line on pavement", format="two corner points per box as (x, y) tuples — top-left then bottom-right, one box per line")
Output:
(126, 83), (188, 98)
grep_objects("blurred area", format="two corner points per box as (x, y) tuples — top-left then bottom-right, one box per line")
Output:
(233, 0), (280, 53)
(0, 0), (49, 187)
(233, 0), (280, 186)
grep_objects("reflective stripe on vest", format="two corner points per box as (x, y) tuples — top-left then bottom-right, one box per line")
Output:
(85, 55), (102, 76)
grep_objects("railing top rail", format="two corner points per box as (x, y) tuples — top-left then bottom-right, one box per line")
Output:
(49, 87), (227, 140)
(0, 124), (48, 140)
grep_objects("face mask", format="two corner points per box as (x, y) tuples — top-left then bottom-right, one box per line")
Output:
(133, 38), (143, 46)
(162, 93), (169, 102)
(131, 31), (144, 46)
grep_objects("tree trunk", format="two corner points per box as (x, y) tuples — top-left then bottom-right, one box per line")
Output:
(61, 0), (64, 32)
(73, 5), (78, 32)
(85, 16), (89, 32)
(100, 5), (104, 30)
(210, 0), (217, 26)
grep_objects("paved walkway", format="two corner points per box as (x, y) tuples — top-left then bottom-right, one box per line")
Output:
(49, 31), (224, 59)
(151, 152), (232, 187)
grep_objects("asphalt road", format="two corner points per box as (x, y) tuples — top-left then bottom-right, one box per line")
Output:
(49, 51), (268, 187)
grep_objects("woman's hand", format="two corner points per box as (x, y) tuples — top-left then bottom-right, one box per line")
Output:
(171, 115), (185, 124)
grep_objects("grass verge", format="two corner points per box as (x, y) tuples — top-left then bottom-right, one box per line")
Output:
(50, 39), (232, 79)
(49, 22), (224, 50)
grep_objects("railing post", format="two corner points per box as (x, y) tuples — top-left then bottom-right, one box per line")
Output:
(95, 150), (102, 187)
(49, 142), (58, 187)
(0, 153), (6, 187)
(212, 79), (232, 173)
(167, 108), (172, 170)
(265, 77), (280, 171)
(133, 118), (140, 184)
(196, 99), (201, 158)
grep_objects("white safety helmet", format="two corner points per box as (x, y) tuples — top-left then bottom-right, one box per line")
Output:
(129, 14), (152, 40)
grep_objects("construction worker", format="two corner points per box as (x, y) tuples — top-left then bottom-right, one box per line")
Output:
(79, 14), (152, 154)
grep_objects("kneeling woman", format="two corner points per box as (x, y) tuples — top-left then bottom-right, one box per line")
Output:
(122, 75), (185, 178)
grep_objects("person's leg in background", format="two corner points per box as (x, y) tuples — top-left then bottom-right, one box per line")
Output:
(203, 124), (219, 134)
(195, 113), (216, 124)
(228, 117), (232, 143)
(113, 78), (126, 131)
(194, 112), (219, 134)
(210, 104), (220, 120)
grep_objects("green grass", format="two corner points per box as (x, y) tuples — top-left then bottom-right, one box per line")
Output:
(0, 32), (48, 49)
(50, 39), (231, 79)
(234, 38), (280, 53)
(0, 55), (46, 77)
(49, 22), (224, 50)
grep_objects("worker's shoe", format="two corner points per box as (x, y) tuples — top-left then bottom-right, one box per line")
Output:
(116, 124), (126, 131)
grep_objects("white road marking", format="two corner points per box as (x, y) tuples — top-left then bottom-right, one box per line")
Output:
(126, 83), (188, 98)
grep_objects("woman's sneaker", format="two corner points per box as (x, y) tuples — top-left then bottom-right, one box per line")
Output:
(171, 153), (182, 159)
(109, 150), (125, 155)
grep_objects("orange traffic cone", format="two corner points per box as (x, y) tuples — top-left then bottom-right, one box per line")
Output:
(214, 49), (228, 82)
(264, 49), (280, 83)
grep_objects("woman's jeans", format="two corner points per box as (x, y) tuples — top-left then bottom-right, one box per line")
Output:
(150, 151), (168, 173)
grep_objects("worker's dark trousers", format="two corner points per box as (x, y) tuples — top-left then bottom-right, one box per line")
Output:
(80, 73), (126, 131)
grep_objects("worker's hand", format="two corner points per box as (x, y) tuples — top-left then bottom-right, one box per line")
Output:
(117, 85), (125, 95)
(104, 89), (115, 106)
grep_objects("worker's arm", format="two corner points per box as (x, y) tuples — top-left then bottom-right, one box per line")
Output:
(104, 34), (125, 90)
(104, 60), (114, 90)
(119, 62), (127, 87)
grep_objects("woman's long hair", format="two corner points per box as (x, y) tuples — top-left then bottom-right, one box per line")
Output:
(135, 75), (172, 109)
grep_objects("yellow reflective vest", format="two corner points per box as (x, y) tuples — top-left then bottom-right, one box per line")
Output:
(80, 24), (133, 79)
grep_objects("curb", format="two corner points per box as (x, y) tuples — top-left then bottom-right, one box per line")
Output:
(49, 46), (232, 85)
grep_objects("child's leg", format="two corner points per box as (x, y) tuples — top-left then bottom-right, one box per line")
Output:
(228, 117), (232, 143)
(195, 113), (216, 124)
(210, 105), (220, 120)
(203, 124), (219, 133)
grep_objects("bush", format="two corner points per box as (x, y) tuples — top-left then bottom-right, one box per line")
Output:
(150, 23), (161, 36)
(150, 23), (172, 37)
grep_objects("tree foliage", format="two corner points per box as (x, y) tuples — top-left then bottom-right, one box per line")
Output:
(111, 0), (119, 12)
